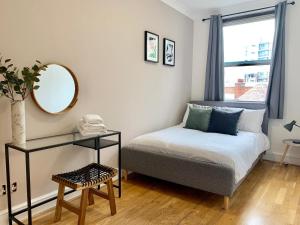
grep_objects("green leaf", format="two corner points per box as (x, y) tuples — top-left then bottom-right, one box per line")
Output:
(1, 80), (8, 85)
(17, 79), (24, 85)
(0, 58), (47, 100)
(32, 65), (39, 72)
(14, 86), (20, 91)
(0, 66), (7, 73)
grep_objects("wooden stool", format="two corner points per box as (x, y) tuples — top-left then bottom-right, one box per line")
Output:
(52, 163), (117, 225)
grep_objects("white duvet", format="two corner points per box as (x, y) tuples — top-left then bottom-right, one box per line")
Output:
(127, 126), (270, 183)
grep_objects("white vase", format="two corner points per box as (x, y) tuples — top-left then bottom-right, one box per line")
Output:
(11, 100), (26, 145)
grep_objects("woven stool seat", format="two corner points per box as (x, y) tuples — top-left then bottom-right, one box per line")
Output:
(52, 163), (117, 190)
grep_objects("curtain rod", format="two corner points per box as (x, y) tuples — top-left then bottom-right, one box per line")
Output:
(202, 1), (295, 22)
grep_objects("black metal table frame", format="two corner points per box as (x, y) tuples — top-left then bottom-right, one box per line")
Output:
(5, 131), (121, 225)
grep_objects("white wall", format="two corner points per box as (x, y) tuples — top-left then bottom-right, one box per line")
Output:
(191, 14), (210, 100)
(192, 0), (300, 164)
(0, 0), (193, 216)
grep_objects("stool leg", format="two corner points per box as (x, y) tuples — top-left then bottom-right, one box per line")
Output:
(88, 188), (95, 206)
(78, 189), (89, 225)
(54, 183), (65, 222)
(107, 179), (116, 215)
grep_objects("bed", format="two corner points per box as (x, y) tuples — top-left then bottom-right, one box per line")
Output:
(122, 101), (270, 209)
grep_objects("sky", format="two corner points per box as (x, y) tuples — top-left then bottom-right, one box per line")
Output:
(224, 18), (275, 62)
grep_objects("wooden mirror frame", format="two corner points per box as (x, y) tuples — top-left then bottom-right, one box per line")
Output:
(31, 64), (79, 114)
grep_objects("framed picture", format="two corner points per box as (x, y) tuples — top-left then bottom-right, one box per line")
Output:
(144, 31), (159, 63)
(163, 38), (175, 66)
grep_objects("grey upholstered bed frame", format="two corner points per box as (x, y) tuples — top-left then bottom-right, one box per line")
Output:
(122, 101), (268, 209)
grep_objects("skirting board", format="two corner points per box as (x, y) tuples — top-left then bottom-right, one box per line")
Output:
(0, 187), (80, 225)
(263, 152), (300, 166)
(0, 176), (118, 224)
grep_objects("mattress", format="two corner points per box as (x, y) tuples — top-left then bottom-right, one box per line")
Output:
(126, 126), (270, 183)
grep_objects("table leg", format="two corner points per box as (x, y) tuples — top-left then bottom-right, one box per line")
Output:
(97, 149), (100, 164)
(118, 133), (121, 198)
(96, 138), (100, 190)
(5, 145), (12, 225)
(25, 152), (32, 225)
(95, 137), (100, 164)
(280, 144), (291, 165)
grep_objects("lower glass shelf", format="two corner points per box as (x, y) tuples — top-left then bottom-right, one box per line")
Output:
(74, 139), (119, 150)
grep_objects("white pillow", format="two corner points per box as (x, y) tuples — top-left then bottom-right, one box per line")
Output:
(182, 103), (192, 126)
(238, 109), (265, 133)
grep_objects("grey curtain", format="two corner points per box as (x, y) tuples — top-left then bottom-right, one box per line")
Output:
(266, 1), (287, 119)
(204, 15), (224, 101)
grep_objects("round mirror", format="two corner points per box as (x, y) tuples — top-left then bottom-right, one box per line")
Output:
(32, 64), (79, 114)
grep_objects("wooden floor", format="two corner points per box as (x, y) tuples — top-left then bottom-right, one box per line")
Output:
(32, 161), (300, 225)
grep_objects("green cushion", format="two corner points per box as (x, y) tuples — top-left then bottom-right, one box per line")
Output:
(185, 107), (212, 132)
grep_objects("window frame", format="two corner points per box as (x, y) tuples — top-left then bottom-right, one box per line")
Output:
(224, 60), (271, 67)
(223, 11), (275, 102)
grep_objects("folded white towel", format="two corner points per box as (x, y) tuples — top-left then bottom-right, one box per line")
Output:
(79, 119), (106, 130)
(83, 114), (103, 124)
(77, 124), (107, 136)
(79, 125), (107, 132)
(78, 122), (107, 132)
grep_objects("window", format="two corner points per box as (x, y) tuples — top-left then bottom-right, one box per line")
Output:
(223, 18), (275, 101)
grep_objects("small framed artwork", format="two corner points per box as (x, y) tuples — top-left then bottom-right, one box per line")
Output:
(163, 38), (175, 66)
(144, 31), (159, 63)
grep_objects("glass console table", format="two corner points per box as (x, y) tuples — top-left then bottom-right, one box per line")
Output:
(5, 130), (121, 225)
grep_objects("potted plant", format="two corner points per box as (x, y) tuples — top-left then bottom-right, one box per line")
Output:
(0, 55), (47, 144)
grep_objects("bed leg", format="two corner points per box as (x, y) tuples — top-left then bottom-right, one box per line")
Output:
(224, 196), (230, 210)
(123, 169), (128, 181)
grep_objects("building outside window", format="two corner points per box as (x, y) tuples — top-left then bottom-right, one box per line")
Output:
(223, 18), (275, 101)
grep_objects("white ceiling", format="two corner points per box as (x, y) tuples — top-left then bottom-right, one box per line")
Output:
(161, 0), (267, 19)
(171, 0), (258, 10)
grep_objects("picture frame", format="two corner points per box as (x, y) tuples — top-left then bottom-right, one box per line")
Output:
(163, 38), (175, 66)
(144, 31), (159, 63)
